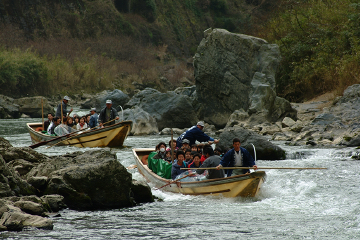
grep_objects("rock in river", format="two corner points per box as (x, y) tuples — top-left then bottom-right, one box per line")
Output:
(217, 127), (286, 160)
(124, 88), (198, 130)
(81, 89), (130, 111)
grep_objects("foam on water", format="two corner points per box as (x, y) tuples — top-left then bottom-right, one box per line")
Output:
(2, 119), (360, 239)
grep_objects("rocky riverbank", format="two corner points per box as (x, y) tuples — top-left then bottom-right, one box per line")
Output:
(0, 138), (154, 231)
(1, 28), (360, 152)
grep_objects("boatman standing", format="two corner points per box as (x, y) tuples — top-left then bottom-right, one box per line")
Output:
(55, 96), (73, 118)
(98, 100), (119, 127)
(88, 108), (99, 128)
(176, 121), (219, 148)
(216, 138), (257, 176)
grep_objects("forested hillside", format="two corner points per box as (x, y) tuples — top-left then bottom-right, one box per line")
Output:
(0, 0), (359, 102)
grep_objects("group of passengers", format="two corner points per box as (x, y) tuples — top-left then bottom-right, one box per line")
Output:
(151, 121), (258, 180)
(42, 96), (120, 136)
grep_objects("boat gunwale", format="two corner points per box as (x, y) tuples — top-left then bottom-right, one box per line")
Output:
(27, 120), (133, 139)
(132, 148), (266, 187)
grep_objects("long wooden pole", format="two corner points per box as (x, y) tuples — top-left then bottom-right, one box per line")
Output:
(181, 167), (327, 170)
(60, 100), (63, 124)
(170, 128), (174, 163)
(156, 173), (195, 190)
(45, 119), (115, 149)
(41, 98), (44, 130)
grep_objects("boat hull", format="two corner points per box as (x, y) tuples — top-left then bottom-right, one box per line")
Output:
(133, 148), (266, 198)
(27, 121), (132, 148)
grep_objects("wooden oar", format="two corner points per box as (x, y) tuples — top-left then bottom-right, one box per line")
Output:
(126, 165), (138, 169)
(156, 173), (195, 190)
(41, 98), (44, 131)
(29, 133), (72, 149)
(181, 167), (327, 170)
(45, 119), (115, 149)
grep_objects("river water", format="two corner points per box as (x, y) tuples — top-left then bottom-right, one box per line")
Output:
(1, 117), (359, 239)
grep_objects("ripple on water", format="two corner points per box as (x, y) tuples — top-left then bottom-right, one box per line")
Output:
(1, 119), (360, 239)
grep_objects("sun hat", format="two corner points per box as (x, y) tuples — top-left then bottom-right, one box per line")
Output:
(90, 108), (96, 112)
(63, 96), (70, 101)
(106, 100), (112, 104)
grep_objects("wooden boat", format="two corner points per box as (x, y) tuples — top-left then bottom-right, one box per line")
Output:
(27, 121), (132, 148)
(133, 148), (266, 198)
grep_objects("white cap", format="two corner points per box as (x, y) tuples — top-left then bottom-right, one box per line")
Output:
(90, 108), (96, 112)
(182, 139), (190, 144)
(63, 96), (70, 101)
(106, 100), (112, 104)
(197, 121), (205, 127)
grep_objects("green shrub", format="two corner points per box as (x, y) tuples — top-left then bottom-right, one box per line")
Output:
(264, 0), (360, 102)
(0, 49), (49, 96)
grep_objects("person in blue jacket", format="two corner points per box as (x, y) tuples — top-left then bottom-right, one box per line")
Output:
(216, 138), (257, 176)
(171, 150), (188, 179)
(88, 108), (99, 128)
(176, 121), (219, 148)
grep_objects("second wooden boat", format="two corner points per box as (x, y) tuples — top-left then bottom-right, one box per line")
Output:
(133, 148), (266, 198)
(27, 121), (132, 148)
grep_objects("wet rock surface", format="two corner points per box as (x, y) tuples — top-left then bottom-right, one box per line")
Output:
(0, 139), (155, 231)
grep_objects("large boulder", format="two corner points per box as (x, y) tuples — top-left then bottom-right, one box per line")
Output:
(0, 95), (20, 119)
(13, 96), (53, 118)
(0, 155), (36, 197)
(26, 150), (142, 210)
(194, 28), (297, 128)
(123, 107), (159, 135)
(80, 89), (130, 110)
(124, 88), (198, 130)
(217, 127), (286, 160)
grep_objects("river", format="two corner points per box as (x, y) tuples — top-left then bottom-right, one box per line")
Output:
(0, 117), (359, 239)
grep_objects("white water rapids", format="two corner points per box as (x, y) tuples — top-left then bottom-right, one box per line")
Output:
(1, 118), (359, 239)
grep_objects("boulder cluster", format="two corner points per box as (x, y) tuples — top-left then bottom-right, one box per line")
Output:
(0, 138), (154, 231)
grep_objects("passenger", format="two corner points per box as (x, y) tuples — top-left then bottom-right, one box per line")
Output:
(98, 100), (119, 127)
(88, 108), (99, 129)
(196, 146), (225, 179)
(167, 139), (178, 151)
(199, 144), (209, 163)
(171, 150), (188, 180)
(74, 115), (80, 125)
(54, 117), (72, 136)
(181, 139), (190, 150)
(214, 147), (222, 156)
(190, 151), (198, 160)
(184, 149), (192, 164)
(197, 143), (204, 153)
(191, 144), (197, 152)
(67, 117), (75, 128)
(55, 96), (73, 118)
(86, 114), (91, 125)
(44, 113), (54, 132)
(50, 117), (61, 135)
(188, 153), (202, 168)
(176, 121), (219, 148)
(216, 138), (257, 176)
(153, 142), (167, 160)
(76, 116), (88, 130)
(164, 149), (172, 163)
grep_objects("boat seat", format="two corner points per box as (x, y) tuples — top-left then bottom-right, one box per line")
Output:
(141, 155), (149, 165)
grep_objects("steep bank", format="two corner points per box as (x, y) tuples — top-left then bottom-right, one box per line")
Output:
(0, 0), (280, 98)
